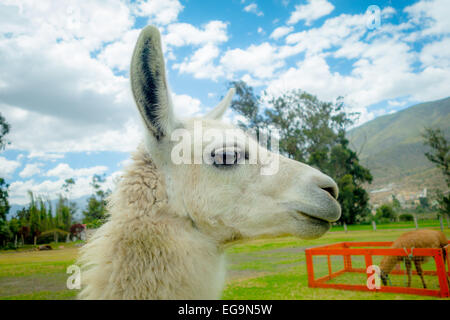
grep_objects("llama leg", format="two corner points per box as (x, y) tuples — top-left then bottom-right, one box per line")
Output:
(414, 260), (426, 289)
(405, 259), (412, 287)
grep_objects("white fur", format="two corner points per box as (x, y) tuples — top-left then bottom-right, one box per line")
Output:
(78, 26), (341, 300)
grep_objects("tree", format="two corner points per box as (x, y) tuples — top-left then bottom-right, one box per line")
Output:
(422, 127), (449, 216)
(62, 178), (76, 195)
(0, 178), (10, 221)
(228, 80), (263, 130)
(0, 219), (12, 246)
(229, 82), (372, 224)
(375, 204), (397, 222)
(0, 112), (10, 151)
(391, 195), (402, 212)
(82, 174), (110, 224)
(0, 113), (11, 222)
(8, 218), (20, 247)
(70, 223), (85, 240)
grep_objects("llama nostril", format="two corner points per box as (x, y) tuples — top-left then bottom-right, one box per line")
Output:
(321, 186), (338, 199)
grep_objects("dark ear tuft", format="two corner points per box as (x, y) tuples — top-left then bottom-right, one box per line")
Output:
(130, 26), (173, 139)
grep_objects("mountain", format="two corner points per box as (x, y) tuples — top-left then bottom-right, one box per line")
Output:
(348, 96), (450, 205)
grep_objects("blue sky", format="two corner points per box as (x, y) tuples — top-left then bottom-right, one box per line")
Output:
(0, 0), (449, 209)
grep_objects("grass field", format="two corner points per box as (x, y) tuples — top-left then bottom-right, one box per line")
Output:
(0, 227), (449, 300)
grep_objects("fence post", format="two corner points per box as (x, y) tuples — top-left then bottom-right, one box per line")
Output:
(413, 214), (418, 229)
(439, 215), (444, 232)
(344, 222), (348, 233)
(435, 250), (450, 297)
(372, 220), (377, 231)
(305, 250), (315, 287)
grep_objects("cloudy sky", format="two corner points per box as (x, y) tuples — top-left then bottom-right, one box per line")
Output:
(0, 0), (449, 208)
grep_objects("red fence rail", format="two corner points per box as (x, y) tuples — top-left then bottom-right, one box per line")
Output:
(305, 241), (450, 298)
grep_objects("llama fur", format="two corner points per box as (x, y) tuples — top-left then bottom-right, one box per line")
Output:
(379, 229), (448, 288)
(78, 146), (226, 299)
(77, 25), (341, 300)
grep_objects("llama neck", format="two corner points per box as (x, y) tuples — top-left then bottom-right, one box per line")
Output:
(380, 256), (398, 275)
(79, 147), (226, 299)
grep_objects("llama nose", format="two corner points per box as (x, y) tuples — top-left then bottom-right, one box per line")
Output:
(314, 174), (339, 200)
(321, 185), (338, 199)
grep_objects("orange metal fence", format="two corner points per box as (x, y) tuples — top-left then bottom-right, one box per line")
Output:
(305, 241), (450, 298)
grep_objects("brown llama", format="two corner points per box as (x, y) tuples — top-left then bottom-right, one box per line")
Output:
(379, 229), (448, 288)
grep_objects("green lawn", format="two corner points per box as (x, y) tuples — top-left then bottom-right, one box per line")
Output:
(0, 227), (449, 300)
(330, 219), (445, 232)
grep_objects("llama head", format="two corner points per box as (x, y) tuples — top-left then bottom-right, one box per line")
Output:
(130, 26), (341, 243)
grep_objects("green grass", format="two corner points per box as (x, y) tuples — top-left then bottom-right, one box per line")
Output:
(0, 227), (449, 300)
(1, 290), (78, 300)
(223, 227), (450, 300)
(330, 219), (443, 232)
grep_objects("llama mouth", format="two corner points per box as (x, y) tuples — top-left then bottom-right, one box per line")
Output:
(295, 211), (330, 224)
(282, 200), (341, 223)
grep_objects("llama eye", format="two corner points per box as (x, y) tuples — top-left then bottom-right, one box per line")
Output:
(211, 149), (242, 167)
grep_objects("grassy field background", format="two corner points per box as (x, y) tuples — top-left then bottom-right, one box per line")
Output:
(0, 225), (449, 300)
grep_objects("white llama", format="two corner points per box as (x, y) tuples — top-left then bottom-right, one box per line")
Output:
(78, 26), (341, 299)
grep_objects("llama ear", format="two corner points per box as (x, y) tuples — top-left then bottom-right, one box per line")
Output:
(205, 88), (235, 120)
(130, 26), (174, 139)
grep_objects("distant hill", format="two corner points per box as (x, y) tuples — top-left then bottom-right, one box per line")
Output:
(348, 96), (450, 204)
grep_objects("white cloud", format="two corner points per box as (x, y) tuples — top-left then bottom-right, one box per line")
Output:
(270, 26), (294, 40)
(268, 30), (450, 116)
(287, 0), (334, 25)
(221, 42), (285, 79)
(19, 163), (43, 178)
(9, 176), (92, 205)
(46, 163), (108, 179)
(98, 29), (141, 72)
(243, 3), (264, 17)
(283, 13), (367, 57)
(0, 0), (133, 51)
(0, 1), (140, 155)
(133, 0), (183, 25)
(9, 164), (121, 205)
(173, 44), (224, 80)
(171, 93), (202, 118)
(387, 100), (408, 107)
(0, 156), (21, 178)
(118, 158), (133, 168)
(420, 37), (450, 68)
(164, 21), (228, 47)
(28, 152), (65, 160)
(404, 0), (450, 36)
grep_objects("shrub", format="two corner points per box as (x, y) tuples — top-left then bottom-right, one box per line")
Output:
(85, 219), (105, 229)
(375, 204), (397, 222)
(399, 213), (414, 221)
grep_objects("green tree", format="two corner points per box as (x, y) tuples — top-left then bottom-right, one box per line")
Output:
(0, 112), (10, 151)
(8, 217), (20, 247)
(62, 178), (75, 195)
(0, 178), (10, 221)
(0, 113), (11, 222)
(376, 204), (397, 222)
(422, 127), (449, 216)
(61, 177), (77, 230)
(82, 174), (110, 224)
(27, 192), (41, 244)
(391, 195), (402, 212)
(229, 82), (372, 224)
